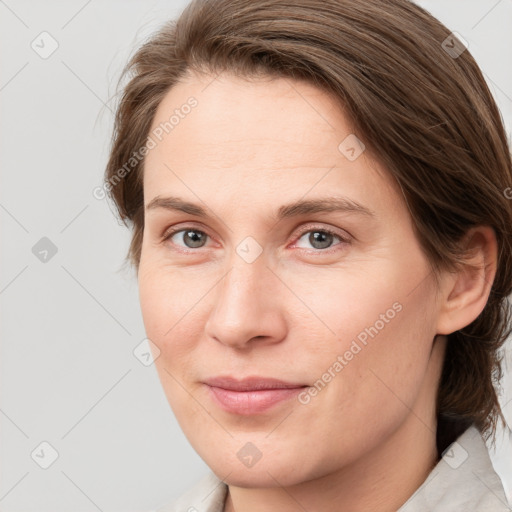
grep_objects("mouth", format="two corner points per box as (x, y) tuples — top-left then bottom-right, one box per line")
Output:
(203, 376), (308, 415)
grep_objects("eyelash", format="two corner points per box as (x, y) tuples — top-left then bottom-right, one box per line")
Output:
(161, 224), (351, 254)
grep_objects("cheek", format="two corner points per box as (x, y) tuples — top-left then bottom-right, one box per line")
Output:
(138, 258), (211, 341)
(289, 256), (438, 414)
(321, 275), (438, 429)
(277, 262), (408, 360)
(138, 265), (206, 415)
(137, 259), (223, 411)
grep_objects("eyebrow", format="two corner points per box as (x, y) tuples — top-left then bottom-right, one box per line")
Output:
(145, 195), (375, 220)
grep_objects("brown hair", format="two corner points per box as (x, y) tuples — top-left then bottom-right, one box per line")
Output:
(104, 0), (512, 452)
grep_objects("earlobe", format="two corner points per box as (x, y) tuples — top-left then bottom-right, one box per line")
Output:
(436, 226), (497, 336)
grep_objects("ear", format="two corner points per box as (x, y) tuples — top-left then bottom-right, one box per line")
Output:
(436, 226), (497, 335)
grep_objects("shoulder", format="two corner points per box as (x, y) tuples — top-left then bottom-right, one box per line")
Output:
(155, 472), (227, 512)
(399, 425), (511, 512)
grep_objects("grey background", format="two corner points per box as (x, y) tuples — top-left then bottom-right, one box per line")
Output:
(1, 1), (511, 510)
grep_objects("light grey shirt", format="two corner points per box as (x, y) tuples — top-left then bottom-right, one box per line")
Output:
(156, 426), (511, 511)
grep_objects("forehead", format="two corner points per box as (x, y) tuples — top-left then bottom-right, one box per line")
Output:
(143, 71), (398, 212)
(147, 72), (354, 166)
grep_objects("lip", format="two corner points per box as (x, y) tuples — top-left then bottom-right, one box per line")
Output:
(204, 376), (307, 415)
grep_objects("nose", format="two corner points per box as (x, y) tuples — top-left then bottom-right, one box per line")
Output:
(204, 255), (287, 350)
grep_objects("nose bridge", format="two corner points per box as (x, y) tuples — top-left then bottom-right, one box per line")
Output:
(219, 230), (269, 307)
(205, 248), (285, 348)
(216, 253), (267, 323)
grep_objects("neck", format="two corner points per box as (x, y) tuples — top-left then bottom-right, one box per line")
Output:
(224, 336), (446, 512)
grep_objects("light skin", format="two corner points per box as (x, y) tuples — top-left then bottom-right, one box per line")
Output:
(138, 71), (497, 512)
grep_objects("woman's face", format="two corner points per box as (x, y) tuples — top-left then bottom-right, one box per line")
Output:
(138, 71), (444, 487)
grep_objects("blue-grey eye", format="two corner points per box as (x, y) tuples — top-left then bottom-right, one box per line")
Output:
(296, 230), (341, 250)
(172, 229), (208, 248)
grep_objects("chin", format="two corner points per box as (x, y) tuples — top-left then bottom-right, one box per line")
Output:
(214, 463), (302, 488)
(197, 443), (320, 488)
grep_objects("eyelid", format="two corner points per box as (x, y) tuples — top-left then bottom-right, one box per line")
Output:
(161, 219), (210, 236)
(292, 223), (351, 242)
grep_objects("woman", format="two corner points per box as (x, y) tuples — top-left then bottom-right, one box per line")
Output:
(104, 0), (512, 510)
